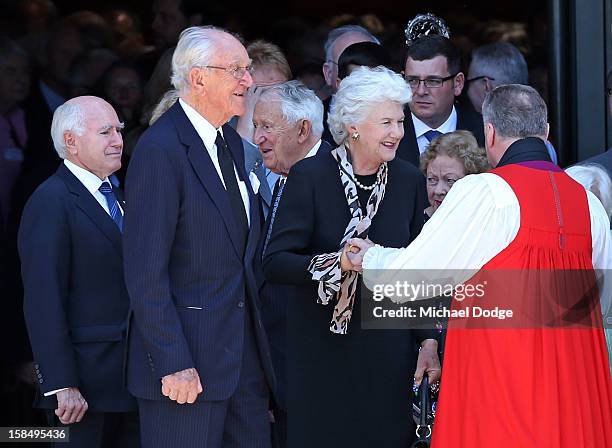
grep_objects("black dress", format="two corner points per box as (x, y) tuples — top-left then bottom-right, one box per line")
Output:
(263, 151), (434, 447)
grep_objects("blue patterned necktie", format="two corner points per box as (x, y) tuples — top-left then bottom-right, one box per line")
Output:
(262, 178), (286, 258)
(99, 181), (123, 231)
(424, 130), (443, 142)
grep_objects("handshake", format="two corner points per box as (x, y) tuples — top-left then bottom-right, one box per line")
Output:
(340, 238), (375, 273)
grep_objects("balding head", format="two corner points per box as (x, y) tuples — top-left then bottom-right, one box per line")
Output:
(52, 96), (124, 179)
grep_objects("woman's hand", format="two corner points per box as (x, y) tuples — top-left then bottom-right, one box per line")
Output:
(341, 242), (362, 272)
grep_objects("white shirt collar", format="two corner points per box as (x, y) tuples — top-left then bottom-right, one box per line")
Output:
(305, 140), (322, 159)
(281, 140), (322, 180)
(179, 98), (222, 149)
(64, 159), (110, 194)
(412, 105), (458, 139)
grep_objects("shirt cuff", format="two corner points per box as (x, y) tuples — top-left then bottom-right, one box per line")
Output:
(362, 244), (380, 270)
(44, 387), (69, 397)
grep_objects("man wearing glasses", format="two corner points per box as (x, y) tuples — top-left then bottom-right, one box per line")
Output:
(396, 35), (485, 167)
(123, 26), (274, 448)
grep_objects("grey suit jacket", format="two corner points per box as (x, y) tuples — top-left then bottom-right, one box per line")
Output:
(243, 138), (273, 217)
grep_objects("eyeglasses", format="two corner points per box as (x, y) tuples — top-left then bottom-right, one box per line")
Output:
(199, 64), (254, 79)
(325, 60), (338, 66)
(404, 74), (457, 89)
(466, 75), (495, 84)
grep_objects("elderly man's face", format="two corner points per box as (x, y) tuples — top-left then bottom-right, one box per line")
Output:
(253, 99), (303, 176)
(405, 56), (464, 129)
(200, 37), (253, 125)
(66, 98), (123, 180)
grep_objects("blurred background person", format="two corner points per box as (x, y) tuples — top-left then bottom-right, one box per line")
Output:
(0, 38), (30, 230)
(466, 42), (528, 114)
(335, 40), (392, 89)
(235, 40), (292, 145)
(420, 130), (489, 222)
(565, 163), (612, 375)
(263, 67), (440, 447)
(320, 25), (380, 144)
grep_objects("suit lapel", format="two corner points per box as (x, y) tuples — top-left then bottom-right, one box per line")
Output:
(223, 125), (261, 261)
(56, 164), (122, 256)
(171, 104), (243, 258)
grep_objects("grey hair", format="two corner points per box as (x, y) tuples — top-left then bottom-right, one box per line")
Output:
(565, 164), (612, 219)
(171, 26), (225, 94)
(259, 81), (324, 137)
(470, 42), (528, 86)
(324, 25), (380, 62)
(50, 101), (87, 159)
(328, 66), (412, 145)
(149, 89), (180, 125)
(482, 84), (547, 139)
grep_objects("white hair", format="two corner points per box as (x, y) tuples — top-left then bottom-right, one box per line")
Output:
(565, 164), (612, 219)
(259, 80), (324, 137)
(50, 101), (86, 159)
(171, 26), (223, 94)
(328, 66), (412, 145)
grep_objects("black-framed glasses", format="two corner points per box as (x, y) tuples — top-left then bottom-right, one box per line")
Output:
(199, 64), (254, 79)
(466, 75), (495, 84)
(404, 74), (457, 89)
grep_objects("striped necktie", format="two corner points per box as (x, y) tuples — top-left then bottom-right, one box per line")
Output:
(99, 181), (123, 231)
(262, 178), (286, 258)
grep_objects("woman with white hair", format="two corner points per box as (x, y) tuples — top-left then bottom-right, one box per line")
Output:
(262, 66), (441, 447)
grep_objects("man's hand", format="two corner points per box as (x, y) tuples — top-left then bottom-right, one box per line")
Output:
(55, 387), (88, 424)
(414, 339), (442, 386)
(345, 238), (375, 272)
(161, 367), (203, 404)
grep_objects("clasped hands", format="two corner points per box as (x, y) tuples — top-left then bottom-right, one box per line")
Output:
(340, 238), (375, 272)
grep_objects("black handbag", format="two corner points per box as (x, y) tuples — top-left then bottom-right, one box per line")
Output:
(410, 373), (438, 448)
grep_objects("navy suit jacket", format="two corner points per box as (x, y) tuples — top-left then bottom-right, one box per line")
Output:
(18, 164), (135, 412)
(123, 101), (275, 402)
(396, 103), (486, 167)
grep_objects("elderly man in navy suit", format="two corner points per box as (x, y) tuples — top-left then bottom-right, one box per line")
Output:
(18, 96), (138, 447)
(123, 26), (275, 448)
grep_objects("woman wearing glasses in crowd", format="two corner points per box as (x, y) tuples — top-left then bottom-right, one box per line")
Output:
(262, 66), (441, 447)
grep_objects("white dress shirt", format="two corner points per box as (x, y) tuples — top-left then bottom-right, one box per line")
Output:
(179, 99), (250, 225)
(412, 106), (458, 155)
(363, 172), (612, 301)
(64, 160), (123, 216)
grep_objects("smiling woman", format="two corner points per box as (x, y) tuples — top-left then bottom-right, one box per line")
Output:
(262, 66), (441, 447)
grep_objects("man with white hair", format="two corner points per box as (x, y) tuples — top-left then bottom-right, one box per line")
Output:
(18, 96), (138, 447)
(123, 26), (274, 447)
(252, 80), (330, 447)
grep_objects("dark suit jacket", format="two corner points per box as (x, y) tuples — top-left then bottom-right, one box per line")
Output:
(262, 153), (435, 446)
(396, 103), (486, 167)
(580, 148), (612, 179)
(257, 139), (332, 411)
(18, 164), (135, 412)
(123, 101), (275, 402)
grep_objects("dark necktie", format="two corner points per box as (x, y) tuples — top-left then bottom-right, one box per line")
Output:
(262, 177), (286, 258)
(424, 130), (443, 142)
(216, 131), (248, 252)
(99, 182), (123, 231)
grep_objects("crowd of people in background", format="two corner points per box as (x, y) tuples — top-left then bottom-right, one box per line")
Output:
(0, 1), (610, 447)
